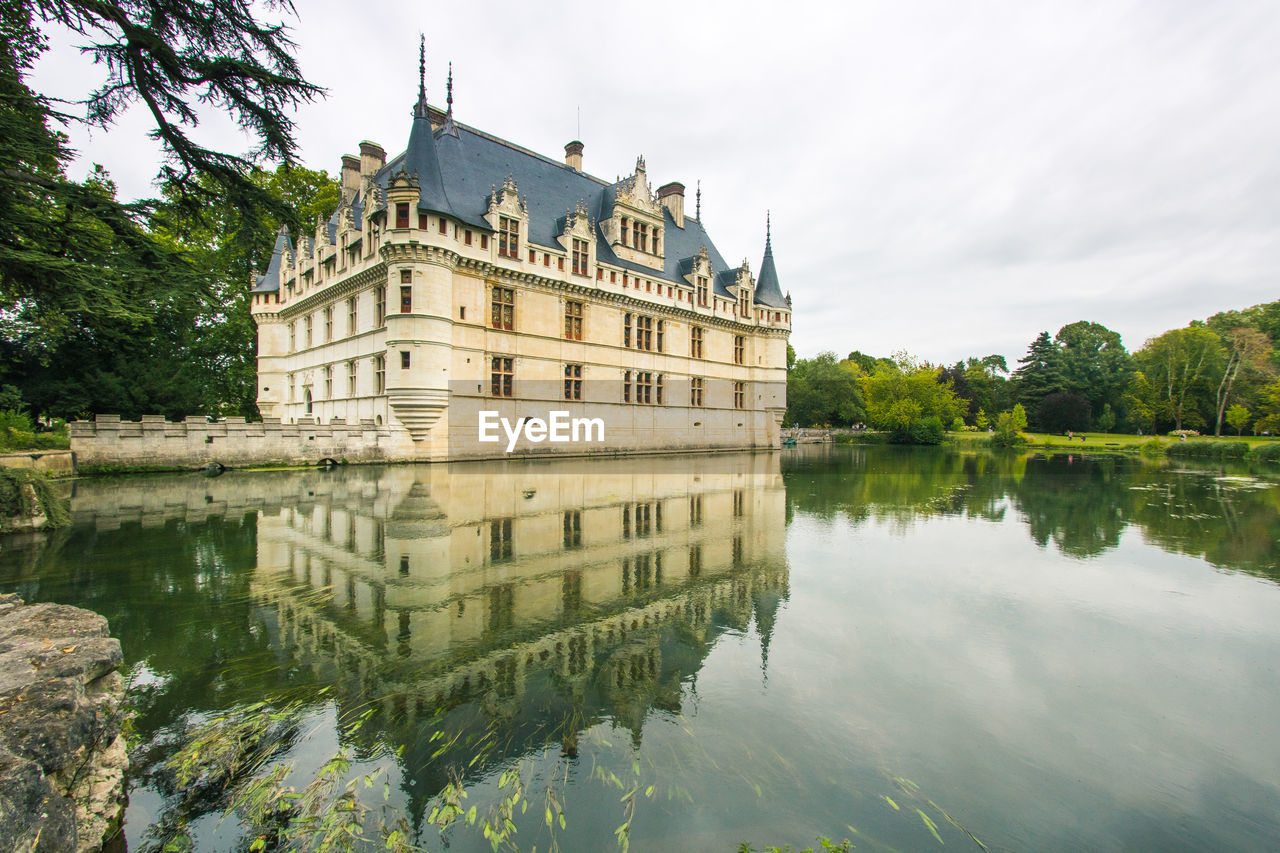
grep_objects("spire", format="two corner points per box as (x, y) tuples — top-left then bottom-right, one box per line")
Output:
(403, 37), (455, 216)
(695, 180), (701, 221)
(440, 60), (459, 137)
(413, 34), (428, 118)
(754, 211), (786, 308)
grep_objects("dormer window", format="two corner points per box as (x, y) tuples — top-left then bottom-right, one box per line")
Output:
(696, 275), (709, 307)
(572, 239), (589, 275)
(499, 216), (519, 258)
(739, 288), (750, 317)
(395, 203), (409, 229)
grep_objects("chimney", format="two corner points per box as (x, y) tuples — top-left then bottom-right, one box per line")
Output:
(341, 154), (361, 199)
(359, 140), (386, 176)
(564, 140), (584, 172)
(657, 182), (685, 228)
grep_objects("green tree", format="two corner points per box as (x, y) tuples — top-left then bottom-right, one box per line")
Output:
(785, 353), (865, 427)
(1054, 321), (1132, 427)
(991, 404), (1028, 447)
(1210, 327), (1272, 436)
(1013, 332), (1065, 423)
(859, 354), (963, 444)
(24, 0), (323, 215)
(1226, 404), (1250, 436)
(1134, 326), (1225, 432)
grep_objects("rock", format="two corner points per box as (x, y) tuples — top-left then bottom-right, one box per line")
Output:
(0, 596), (126, 852)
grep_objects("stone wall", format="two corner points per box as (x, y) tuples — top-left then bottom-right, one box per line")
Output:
(70, 414), (412, 471)
(0, 594), (126, 852)
(70, 412), (783, 471)
(0, 451), (75, 475)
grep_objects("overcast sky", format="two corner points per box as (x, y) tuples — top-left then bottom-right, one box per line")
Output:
(27, 0), (1280, 367)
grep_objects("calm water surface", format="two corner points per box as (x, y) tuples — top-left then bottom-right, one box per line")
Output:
(3, 447), (1280, 852)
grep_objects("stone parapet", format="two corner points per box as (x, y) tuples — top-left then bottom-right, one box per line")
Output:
(0, 594), (126, 852)
(70, 415), (412, 471)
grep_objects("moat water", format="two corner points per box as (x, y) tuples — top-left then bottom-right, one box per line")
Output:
(3, 447), (1280, 852)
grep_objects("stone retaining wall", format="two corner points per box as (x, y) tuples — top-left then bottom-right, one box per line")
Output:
(0, 595), (127, 852)
(70, 414), (408, 471)
(0, 451), (75, 475)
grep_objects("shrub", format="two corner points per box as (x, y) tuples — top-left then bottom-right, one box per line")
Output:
(907, 416), (945, 445)
(1166, 440), (1250, 460)
(0, 468), (69, 528)
(989, 404), (1028, 448)
(1139, 439), (1166, 459)
(1252, 443), (1280, 463)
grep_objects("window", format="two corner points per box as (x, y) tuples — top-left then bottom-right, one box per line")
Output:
(491, 286), (514, 330)
(739, 287), (750, 316)
(734, 489), (745, 518)
(395, 202), (409, 229)
(620, 217), (628, 247)
(734, 381), (745, 410)
(400, 350), (411, 370)
(623, 313), (631, 348)
(635, 371), (652, 404)
(304, 315), (313, 348)
(623, 370), (631, 403)
(480, 233), (489, 250)
(734, 335), (745, 365)
(324, 365), (333, 398)
(287, 372), (294, 402)
(572, 238), (589, 275)
(375, 286), (386, 326)
(564, 300), (583, 340)
(490, 519), (513, 562)
(656, 319), (664, 352)
(557, 257), (564, 271)
(491, 356), (513, 397)
(691, 376), (704, 407)
(564, 363), (582, 400)
(288, 322), (296, 352)
(636, 315), (653, 351)
(324, 306), (334, 341)
(374, 355), (385, 394)
(689, 495), (703, 528)
(465, 229), (472, 245)
(347, 360), (357, 396)
(438, 218), (447, 235)
(656, 374), (663, 404)
(498, 216), (519, 258)
(691, 326), (704, 358)
(696, 275), (708, 307)
(418, 211), (429, 230)
(400, 270), (412, 313)
(346, 297), (357, 336)
(632, 220), (648, 252)
(563, 511), (582, 549)
(528, 249), (536, 263)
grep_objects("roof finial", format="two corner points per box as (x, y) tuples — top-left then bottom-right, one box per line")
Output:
(696, 180), (701, 221)
(446, 61), (453, 117)
(414, 34), (428, 118)
(766, 209), (771, 249)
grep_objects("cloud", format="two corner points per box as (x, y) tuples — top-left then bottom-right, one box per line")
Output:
(25, 0), (1280, 365)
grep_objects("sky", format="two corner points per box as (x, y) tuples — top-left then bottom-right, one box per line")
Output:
(26, 0), (1280, 367)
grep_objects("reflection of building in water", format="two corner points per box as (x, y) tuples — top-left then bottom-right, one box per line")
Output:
(249, 454), (788, 757)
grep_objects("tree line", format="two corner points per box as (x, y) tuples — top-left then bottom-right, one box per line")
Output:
(0, 0), (330, 423)
(786, 307), (1280, 441)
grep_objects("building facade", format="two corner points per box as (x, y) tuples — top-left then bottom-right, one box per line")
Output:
(249, 56), (791, 461)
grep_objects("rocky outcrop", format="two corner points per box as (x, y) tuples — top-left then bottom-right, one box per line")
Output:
(0, 595), (127, 852)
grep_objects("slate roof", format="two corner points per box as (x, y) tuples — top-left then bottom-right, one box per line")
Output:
(754, 228), (787, 309)
(256, 106), (780, 307)
(252, 226), (292, 293)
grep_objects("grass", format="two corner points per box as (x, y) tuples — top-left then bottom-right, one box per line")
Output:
(948, 430), (1280, 459)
